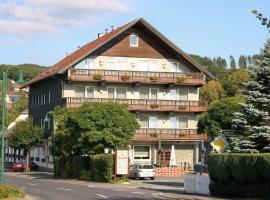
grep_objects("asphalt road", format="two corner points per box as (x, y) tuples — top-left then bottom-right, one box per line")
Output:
(5, 174), (168, 200)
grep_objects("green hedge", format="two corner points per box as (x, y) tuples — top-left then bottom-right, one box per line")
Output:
(208, 153), (270, 199)
(90, 154), (114, 182)
(73, 156), (90, 178)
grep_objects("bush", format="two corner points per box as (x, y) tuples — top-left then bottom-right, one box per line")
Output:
(0, 185), (25, 199)
(90, 154), (114, 182)
(80, 169), (92, 181)
(209, 153), (270, 199)
(55, 156), (68, 178)
(73, 156), (90, 178)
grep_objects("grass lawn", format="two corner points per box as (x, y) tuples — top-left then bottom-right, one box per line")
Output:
(0, 185), (25, 200)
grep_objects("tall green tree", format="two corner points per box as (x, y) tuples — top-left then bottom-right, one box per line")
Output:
(233, 39), (270, 152)
(238, 55), (247, 68)
(9, 118), (44, 171)
(200, 80), (225, 103)
(229, 55), (237, 70)
(198, 97), (244, 139)
(53, 102), (139, 156)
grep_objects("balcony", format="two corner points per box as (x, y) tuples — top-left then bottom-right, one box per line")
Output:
(63, 98), (207, 112)
(133, 128), (207, 141)
(69, 69), (205, 85)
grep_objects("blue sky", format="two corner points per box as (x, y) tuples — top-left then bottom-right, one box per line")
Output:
(0, 0), (269, 66)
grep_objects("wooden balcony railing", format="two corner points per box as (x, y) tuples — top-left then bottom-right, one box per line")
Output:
(69, 69), (205, 85)
(134, 128), (207, 141)
(63, 97), (207, 112)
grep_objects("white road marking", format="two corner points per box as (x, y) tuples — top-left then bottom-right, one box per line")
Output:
(113, 189), (124, 191)
(5, 179), (13, 182)
(132, 191), (145, 195)
(27, 183), (37, 186)
(87, 185), (95, 188)
(57, 187), (72, 191)
(96, 194), (108, 199)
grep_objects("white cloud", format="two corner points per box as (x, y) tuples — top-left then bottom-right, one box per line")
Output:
(0, 0), (130, 35)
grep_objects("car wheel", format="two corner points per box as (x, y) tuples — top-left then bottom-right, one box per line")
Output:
(151, 177), (155, 180)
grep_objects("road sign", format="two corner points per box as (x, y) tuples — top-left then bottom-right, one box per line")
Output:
(210, 135), (228, 153)
(115, 150), (129, 175)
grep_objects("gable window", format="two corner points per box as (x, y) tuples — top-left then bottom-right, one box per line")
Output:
(130, 34), (138, 47)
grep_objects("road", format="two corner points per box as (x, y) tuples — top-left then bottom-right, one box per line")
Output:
(5, 174), (173, 200)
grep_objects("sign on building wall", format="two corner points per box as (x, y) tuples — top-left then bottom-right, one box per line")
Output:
(115, 150), (129, 175)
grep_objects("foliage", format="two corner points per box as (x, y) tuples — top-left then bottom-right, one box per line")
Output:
(90, 154), (114, 182)
(198, 97), (244, 139)
(0, 185), (25, 199)
(232, 39), (270, 152)
(229, 55), (236, 70)
(252, 10), (270, 30)
(0, 64), (46, 82)
(73, 156), (90, 178)
(8, 118), (44, 156)
(238, 55), (247, 68)
(221, 68), (249, 97)
(54, 102), (139, 156)
(200, 80), (224, 102)
(208, 153), (270, 199)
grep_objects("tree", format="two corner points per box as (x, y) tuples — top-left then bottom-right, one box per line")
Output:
(232, 39), (270, 152)
(200, 80), (225, 102)
(222, 68), (250, 97)
(198, 97), (244, 139)
(229, 55), (237, 70)
(238, 55), (247, 68)
(53, 102), (140, 156)
(8, 118), (44, 171)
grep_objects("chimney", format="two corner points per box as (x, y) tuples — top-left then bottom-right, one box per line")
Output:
(77, 45), (81, 50)
(111, 26), (114, 31)
(105, 28), (108, 34)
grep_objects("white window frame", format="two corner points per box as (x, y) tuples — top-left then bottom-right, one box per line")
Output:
(149, 88), (158, 100)
(130, 34), (139, 47)
(138, 115), (149, 128)
(139, 87), (149, 99)
(107, 87), (116, 99)
(85, 86), (95, 98)
(133, 145), (151, 161)
(178, 116), (189, 129)
(74, 85), (86, 98)
(116, 87), (127, 99)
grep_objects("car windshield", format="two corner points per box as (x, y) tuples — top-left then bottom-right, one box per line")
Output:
(139, 165), (153, 169)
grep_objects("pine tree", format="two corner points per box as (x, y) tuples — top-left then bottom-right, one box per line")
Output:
(238, 55), (247, 68)
(233, 40), (270, 152)
(230, 55), (237, 70)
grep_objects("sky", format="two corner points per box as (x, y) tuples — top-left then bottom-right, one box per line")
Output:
(0, 0), (269, 67)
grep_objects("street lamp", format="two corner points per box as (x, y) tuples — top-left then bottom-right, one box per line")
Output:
(1, 68), (24, 184)
(44, 111), (56, 178)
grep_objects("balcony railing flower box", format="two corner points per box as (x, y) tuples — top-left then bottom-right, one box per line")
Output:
(150, 104), (159, 109)
(177, 76), (187, 83)
(150, 133), (158, 138)
(149, 76), (159, 82)
(121, 74), (131, 81)
(178, 105), (188, 110)
(93, 73), (103, 80)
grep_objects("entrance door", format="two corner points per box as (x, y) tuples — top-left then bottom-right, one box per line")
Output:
(157, 149), (171, 167)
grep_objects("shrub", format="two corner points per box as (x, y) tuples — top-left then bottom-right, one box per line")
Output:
(0, 185), (25, 199)
(90, 154), (114, 182)
(55, 156), (68, 178)
(80, 169), (92, 181)
(209, 153), (270, 199)
(73, 156), (90, 178)
(93, 73), (103, 80)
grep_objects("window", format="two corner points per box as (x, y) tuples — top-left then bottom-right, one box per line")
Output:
(116, 87), (126, 99)
(48, 91), (51, 103)
(170, 89), (177, 100)
(107, 58), (116, 70)
(149, 116), (158, 128)
(75, 86), (85, 98)
(139, 87), (149, 99)
(170, 116), (178, 128)
(138, 116), (149, 128)
(130, 34), (138, 47)
(179, 88), (188, 100)
(139, 60), (148, 71)
(117, 60), (128, 70)
(171, 62), (188, 73)
(108, 87), (115, 98)
(179, 116), (188, 128)
(149, 61), (158, 71)
(86, 86), (94, 98)
(150, 88), (158, 100)
(43, 93), (46, 104)
(134, 146), (150, 160)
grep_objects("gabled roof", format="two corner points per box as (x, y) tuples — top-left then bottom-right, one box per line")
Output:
(21, 18), (215, 88)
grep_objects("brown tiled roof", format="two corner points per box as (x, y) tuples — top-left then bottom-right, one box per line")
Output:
(20, 19), (137, 88)
(21, 18), (215, 88)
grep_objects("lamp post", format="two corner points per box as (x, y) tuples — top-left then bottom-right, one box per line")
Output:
(1, 69), (24, 184)
(44, 111), (56, 178)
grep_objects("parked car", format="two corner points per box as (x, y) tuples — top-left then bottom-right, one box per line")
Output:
(130, 164), (155, 180)
(12, 161), (39, 172)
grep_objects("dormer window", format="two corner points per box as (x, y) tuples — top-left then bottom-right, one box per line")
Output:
(130, 34), (138, 47)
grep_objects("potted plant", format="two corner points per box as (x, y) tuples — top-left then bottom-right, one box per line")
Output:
(150, 104), (159, 109)
(121, 74), (131, 81)
(150, 76), (159, 82)
(178, 133), (187, 137)
(177, 76), (187, 83)
(178, 105), (187, 110)
(93, 73), (103, 80)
